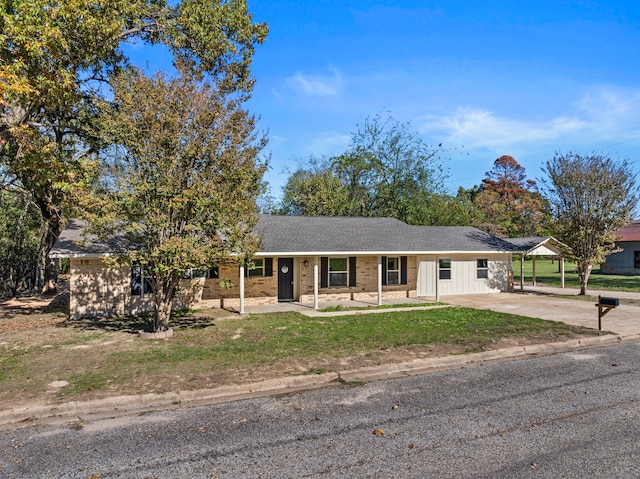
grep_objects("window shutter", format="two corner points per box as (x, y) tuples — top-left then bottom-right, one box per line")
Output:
(381, 256), (387, 286)
(349, 257), (357, 287)
(244, 264), (249, 277)
(209, 267), (219, 279)
(320, 257), (328, 288)
(265, 258), (273, 277)
(401, 256), (408, 285)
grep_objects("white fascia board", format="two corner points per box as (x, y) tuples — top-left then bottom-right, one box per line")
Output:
(254, 251), (513, 256)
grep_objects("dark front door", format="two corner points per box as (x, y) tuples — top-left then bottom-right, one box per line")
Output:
(278, 257), (294, 301)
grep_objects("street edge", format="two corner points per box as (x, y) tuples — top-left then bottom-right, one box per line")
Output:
(0, 333), (631, 427)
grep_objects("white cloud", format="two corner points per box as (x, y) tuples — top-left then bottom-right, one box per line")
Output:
(306, 131), (351, 157)
(284, 68), (344, 97)
(418, 87), (640, 154)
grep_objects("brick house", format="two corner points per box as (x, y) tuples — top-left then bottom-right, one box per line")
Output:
(50, 215), (519, 318)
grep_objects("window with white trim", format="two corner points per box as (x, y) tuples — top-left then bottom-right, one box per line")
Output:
(439, 259), (451, 280)
(477, 259), (489, 279)
(329, 257), (348, 287)
(387, 257), (400, 285)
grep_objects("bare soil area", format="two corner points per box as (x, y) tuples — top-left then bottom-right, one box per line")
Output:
(0, 292), (601, 411)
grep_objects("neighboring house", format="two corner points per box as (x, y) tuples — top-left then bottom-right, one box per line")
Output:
(50, 215), (519, 319)
(601, 220), (640, 275)
(505, 236), (572, 289)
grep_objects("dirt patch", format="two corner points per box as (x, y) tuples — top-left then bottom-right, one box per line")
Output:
(0, 292), (603, 411)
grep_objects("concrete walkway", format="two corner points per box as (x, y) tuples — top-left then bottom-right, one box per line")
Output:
(445, 286), (640, 338)
(241, 297), (440, 317)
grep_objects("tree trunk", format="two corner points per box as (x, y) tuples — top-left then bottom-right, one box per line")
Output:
(153, 277), (179, 332)
(35, 205), (63, 295)
(577, 262), (591, 295)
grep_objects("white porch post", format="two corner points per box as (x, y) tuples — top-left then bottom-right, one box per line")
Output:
(520, 254), (524, 291)
(560, 257), (565, 288)
(377, 256), (383, 306)
(239, 265), (245, 314)
(532, 256), (537, 286)
(313, 256), (319, 310)
(435, 257), (440, 302)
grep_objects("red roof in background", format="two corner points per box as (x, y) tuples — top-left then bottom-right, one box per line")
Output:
(614, 220), (640, 242)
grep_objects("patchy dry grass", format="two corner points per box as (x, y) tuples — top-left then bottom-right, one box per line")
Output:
(0, 294), (606, 409)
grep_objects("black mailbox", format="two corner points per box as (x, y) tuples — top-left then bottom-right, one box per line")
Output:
(600, 297), (619, 307)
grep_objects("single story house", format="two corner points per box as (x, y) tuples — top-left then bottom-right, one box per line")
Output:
(50, 215), (520, 318)
(601, 220), (640, 275)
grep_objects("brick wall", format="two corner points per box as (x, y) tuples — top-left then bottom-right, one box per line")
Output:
(69, 258), (153, 319)
(201, 261), (278, 301)
(297, 255), (417, 303)
(69, 255), (419, 318)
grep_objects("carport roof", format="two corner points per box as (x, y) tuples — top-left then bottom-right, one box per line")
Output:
(504, 236), (572, 256)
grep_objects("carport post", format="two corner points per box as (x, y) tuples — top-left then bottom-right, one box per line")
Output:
(520, 254), (524, 291)
(532, 256), (536, 286)
(560, 257), (565, 288)
(239, 265), (245, 314)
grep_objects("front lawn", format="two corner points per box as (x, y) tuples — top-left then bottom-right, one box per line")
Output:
(513, 257), (640, 292)
(0, 306), (604, 407)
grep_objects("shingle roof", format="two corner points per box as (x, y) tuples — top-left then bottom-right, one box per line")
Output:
(49, 219), (130, 258)
(50, 215), (520, 258)
(241, 215), (518, 254)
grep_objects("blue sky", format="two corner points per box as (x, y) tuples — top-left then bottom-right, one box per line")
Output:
(129, 1), (640, 201)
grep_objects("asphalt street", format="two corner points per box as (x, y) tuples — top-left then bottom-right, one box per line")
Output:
(2, 341), (640, 478)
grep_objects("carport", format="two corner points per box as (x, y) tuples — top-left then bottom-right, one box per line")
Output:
(505, 237), (572, 290)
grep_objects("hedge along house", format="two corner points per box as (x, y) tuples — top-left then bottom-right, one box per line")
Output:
(50, 215), (520, 319)
(601, 220), (640, 275)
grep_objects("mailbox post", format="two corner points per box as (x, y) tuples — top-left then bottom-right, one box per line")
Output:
(595, 295), (619, 331)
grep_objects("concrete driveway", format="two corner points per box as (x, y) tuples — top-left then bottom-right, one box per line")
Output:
(445, 286), (640, 338)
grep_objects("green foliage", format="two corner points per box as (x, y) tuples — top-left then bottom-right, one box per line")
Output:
(334, 114), (448, 224)
(86, 66), (266, 332)
(278, 157), (350, 216)
(543, 152), (638, 294)
(473, 155), (547, 237)
(0, 0), (267, 291)
(0, 185), (42, 297)
(278, 114), (458, 225)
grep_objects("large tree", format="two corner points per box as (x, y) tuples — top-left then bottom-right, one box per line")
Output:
(0, 0), (267, 292)
(278, 158), (350, 216)
(279, 114), (454, 223)
(333, 114), (448, 224)
(474, 155), (547, 237)
(543, 152), (638, 295)
(87, 67), (266, 332)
